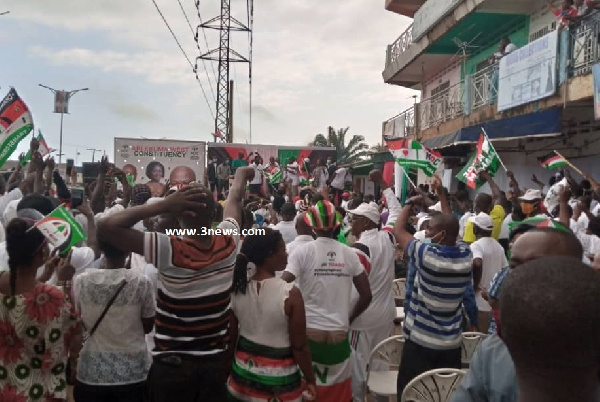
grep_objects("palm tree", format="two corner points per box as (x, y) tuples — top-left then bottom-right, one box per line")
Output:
(309, 126), (369, 165)
(369, 143), (388, 154)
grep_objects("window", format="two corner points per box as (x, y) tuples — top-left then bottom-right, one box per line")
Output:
(431, 81), (450, 97)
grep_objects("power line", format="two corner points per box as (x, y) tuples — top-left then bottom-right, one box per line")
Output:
(150, 0), (214, 119)
(195, 1), (219, 89)
(175, 0), (216, 101)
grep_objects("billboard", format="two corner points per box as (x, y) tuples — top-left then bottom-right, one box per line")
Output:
(54, 91), (69, 114)
(114, 138), (206, 197)
(498, 30), (558, 112)
(206, 143), (336, 166)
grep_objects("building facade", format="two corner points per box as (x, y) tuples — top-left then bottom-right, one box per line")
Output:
(382, 0), (600, 193)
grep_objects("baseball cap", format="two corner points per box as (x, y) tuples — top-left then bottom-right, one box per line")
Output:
(469, 212), (494, 231)
(304, 200), (342, 230)
(347, 203), (380, 225)
(519, 189), (543, 202)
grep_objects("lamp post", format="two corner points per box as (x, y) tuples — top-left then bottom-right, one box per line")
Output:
(87, 148), (102, 163)
(39, 84), (89, 164)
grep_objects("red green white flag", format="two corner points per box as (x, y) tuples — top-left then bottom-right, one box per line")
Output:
(385, 138), (442, 177)
(540, 153), (568, 170)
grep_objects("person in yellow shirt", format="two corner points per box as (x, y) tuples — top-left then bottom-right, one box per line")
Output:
(463, 171), (506, 243)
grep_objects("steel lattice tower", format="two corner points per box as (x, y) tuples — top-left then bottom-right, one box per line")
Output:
(195, 0), (250, 143)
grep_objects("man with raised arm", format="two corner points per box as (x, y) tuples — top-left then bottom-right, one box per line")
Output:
(97, 167), (254, 402)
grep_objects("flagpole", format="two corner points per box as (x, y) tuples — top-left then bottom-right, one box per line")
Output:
(481, 128), (508, 172)
(400, 165), (417, 189)
(554, 150), (585, 177)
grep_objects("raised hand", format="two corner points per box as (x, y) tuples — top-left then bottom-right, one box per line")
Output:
(99, 155), (110, 175)
(29, 136), (40, 153)
(431, 174), (443, 193)
(164, 186), (210, 216)
(45, 156), (56, 172)
(368, 169), (383, 184)
(56, 249), (75, 282)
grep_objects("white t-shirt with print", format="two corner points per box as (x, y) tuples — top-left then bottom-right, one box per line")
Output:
(284, 237), (364, 332)
(286, 162), (300, 186)
(470, 237), (508, 312)
(331, 168), (348, 190)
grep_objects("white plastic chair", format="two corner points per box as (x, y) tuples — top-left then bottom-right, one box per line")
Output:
(401, 368), (466, 402)
(392, 278), (407, 303)
(461, 332), (487, 367)
(366, 335), (405, 398)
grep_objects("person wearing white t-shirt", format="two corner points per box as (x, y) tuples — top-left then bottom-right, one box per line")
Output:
(285, 213), (314, 257)
(268, 203), (298, 244)
(346, 170), (400, 401)
(281, 200), (371, 400)
(330, 167), (348, 206)
(469, 212), (508, 333)
(248, 157), (264, 196)
(285, 158), (300, 197)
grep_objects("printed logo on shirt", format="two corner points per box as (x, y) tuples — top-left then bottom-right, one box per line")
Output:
(327, 251), (336, 260)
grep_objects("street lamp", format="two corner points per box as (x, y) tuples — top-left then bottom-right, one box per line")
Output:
(39, 84), (89, 164)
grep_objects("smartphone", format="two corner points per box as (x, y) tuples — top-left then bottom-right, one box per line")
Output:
(71, 187), (84, 209)
(66, 159), (74, 176)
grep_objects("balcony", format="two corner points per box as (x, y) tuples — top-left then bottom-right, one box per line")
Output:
(383, 12), (600, 140)
(386, 24), (413, 68)
(420, 82), (464, 130)
(383, 106), (416, 139)
(385, 0), (425, 17)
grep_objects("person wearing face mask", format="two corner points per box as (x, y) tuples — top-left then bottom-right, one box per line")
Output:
(208, 157), (219, 195)
(518, 189), (545, 218)
(394, 175), (476, 397)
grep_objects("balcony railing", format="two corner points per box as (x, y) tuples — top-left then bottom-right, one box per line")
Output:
(469, 65), (497, 111)
(382, 106), (416, 138)
(383, 13), (600, 137)
(387, 23), (414, 67)
(570, 11), (600, 77)
(420, 82), (464, 130)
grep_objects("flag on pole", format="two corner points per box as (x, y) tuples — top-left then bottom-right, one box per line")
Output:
(539, 152), (568, 170)
(34, 205), (87, 255)
(385, 138), (442, 177)
(456, 132), (502, 189)
(0, 88), (34, 169)
(21, 131), (53, 167)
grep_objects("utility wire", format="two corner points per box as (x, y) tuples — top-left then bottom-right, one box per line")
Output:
(196, 2), (219, 88)
(150, 0), (215, 119)
(176, 0), (216, 101)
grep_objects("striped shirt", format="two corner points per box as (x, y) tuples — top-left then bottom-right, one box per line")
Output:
(144, 218), (240, 356)
(403, 239), (473, 350)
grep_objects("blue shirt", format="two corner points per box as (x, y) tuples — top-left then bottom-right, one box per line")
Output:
(405, 244), (478, 328)
(487, 266), (510, 336)
(403, 239), (474, 350)
(451, 335), (518, 402)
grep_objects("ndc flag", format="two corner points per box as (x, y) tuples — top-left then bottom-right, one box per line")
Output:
(34, 205), (87, 256)
(457, 133), (501, 189)
(0, 88), (34, 169)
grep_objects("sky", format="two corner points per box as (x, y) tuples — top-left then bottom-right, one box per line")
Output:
(1, 0), (417, 165)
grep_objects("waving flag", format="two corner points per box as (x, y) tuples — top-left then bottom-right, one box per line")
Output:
(0, 88), (34, 169)
(385, 138), (442, 177)
(539, 152), (568, 170)
(457, 132), (501, 189)
(21, 131), (53, 167)
(34, 205), (87, 256)
(264, 164), (283, 184)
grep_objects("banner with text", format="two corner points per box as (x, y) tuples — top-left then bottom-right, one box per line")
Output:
(114, 138), (206, 197)
(497, 30), (558, 112)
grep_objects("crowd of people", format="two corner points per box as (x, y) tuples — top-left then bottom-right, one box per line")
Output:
(206, 152), (354, 202)
(0, 137), (599, 401)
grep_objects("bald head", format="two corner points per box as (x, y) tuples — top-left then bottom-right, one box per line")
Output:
(510, 228), (583, 269)
(170, 166), (197, 186)
(295, 213), (313, 236)
(501, 256), (600, 370)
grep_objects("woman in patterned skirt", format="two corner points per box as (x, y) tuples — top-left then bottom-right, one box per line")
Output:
(227, 228), (317, 401)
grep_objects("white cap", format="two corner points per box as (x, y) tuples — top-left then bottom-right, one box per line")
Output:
(469, 212), (494, 231)
(519, 189), (543, 202)
(347, 203), (381, 225)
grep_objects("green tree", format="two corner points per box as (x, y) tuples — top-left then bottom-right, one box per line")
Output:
(309, 126), (368, 165)
(369, 142), (388, 154)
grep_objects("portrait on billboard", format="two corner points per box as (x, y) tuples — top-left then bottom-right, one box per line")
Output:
(54, 91), (69, 114)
